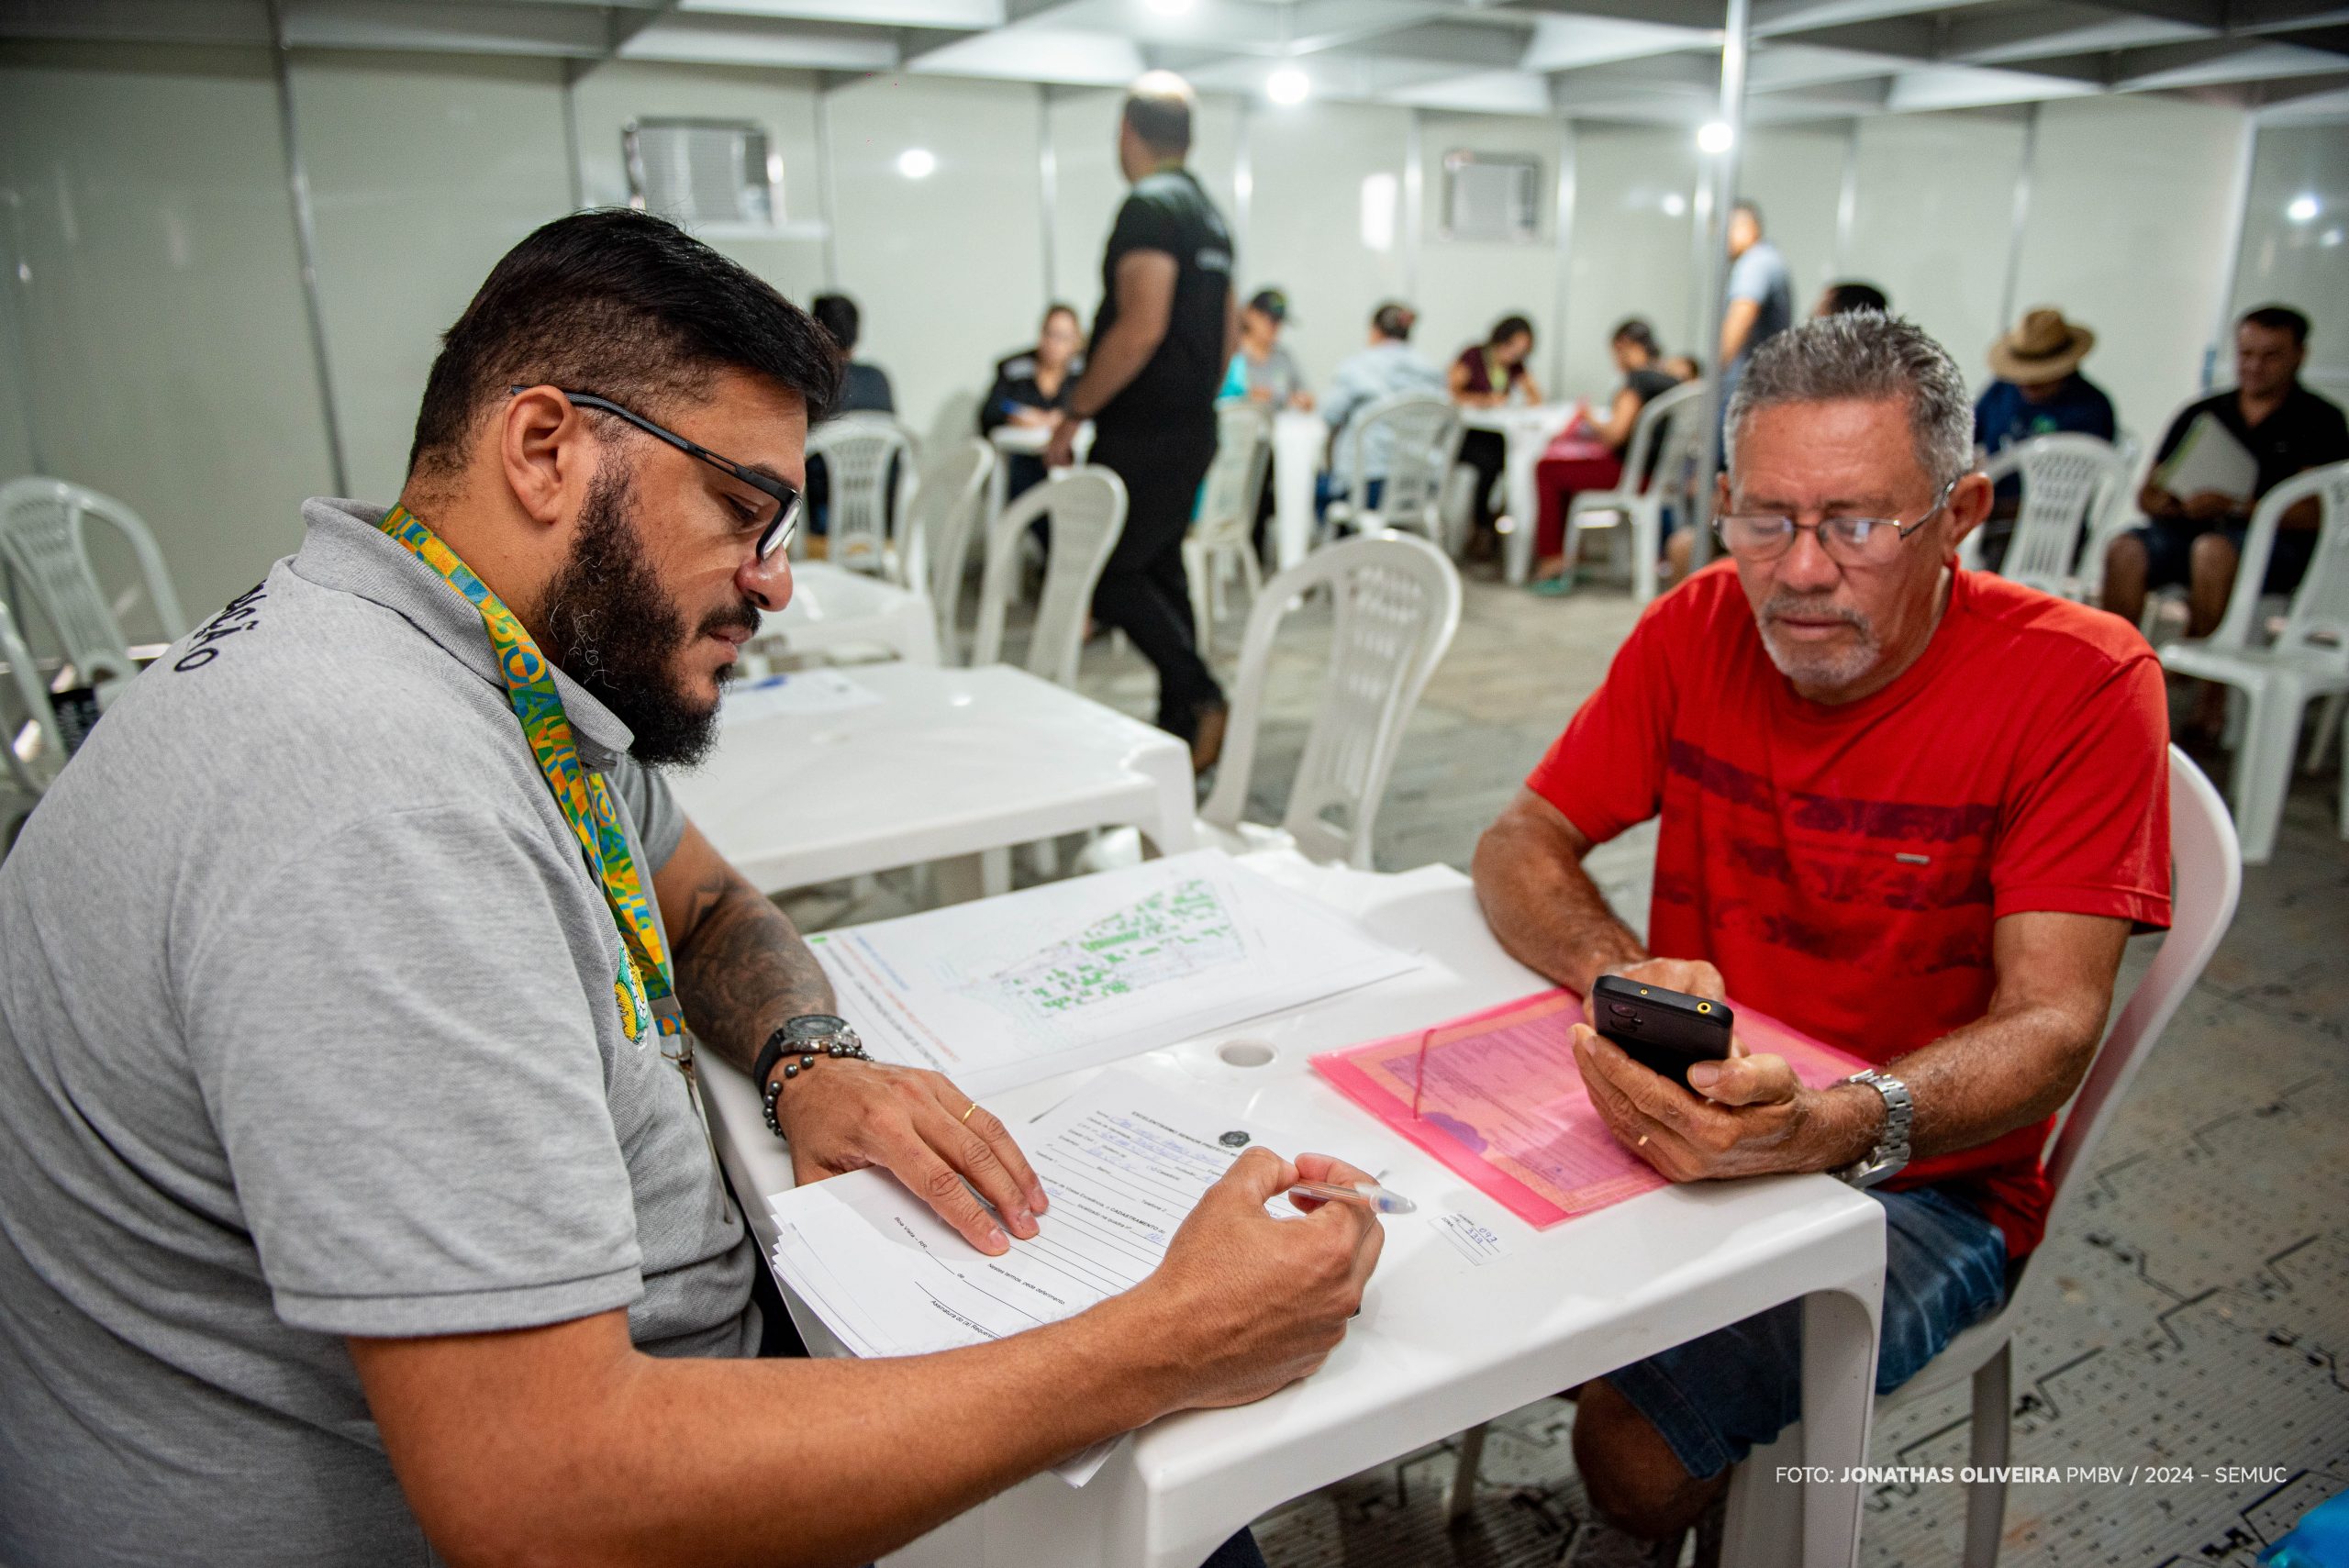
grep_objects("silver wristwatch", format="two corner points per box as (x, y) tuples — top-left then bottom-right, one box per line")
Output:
(1834, 1070), (1913, 1188)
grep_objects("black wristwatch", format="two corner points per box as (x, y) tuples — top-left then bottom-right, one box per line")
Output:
(756, 1015), (869, 1140)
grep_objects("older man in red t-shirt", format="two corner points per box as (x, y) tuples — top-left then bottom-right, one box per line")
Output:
(1474, 314), (2169, 1559)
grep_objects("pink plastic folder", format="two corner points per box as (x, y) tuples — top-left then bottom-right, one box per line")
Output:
(1310, 988), (1871, 1229)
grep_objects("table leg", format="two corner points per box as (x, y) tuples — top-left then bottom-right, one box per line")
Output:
(1272, 420), (1317, 573)
(1798, 1273), (1881, 1566)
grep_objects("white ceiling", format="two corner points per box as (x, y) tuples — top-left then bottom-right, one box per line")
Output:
(4, 0), (2345, 125)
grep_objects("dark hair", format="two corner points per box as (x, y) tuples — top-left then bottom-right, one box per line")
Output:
(1123, 72), (1195, 157)
(1488, 315), (1535, 349)
(1611, 317), (1659, 354)
(1732, 197), (1764, 229)
(812, 292), (861, 354)
(1820, 281), (1888, 317)
(407, 209), (838, 479)
(1042, 301), (1079, 328)
(2240, 304), (2310, 346)
(1372, 301), (1416, 340)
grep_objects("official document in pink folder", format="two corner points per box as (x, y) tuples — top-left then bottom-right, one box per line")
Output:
(1311, 989), (1870, 1229)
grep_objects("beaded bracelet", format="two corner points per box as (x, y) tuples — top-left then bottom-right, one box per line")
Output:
(761, 1038), (873, 1140)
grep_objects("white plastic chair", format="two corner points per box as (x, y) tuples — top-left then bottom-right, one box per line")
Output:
(1560, 379), (1708, 606)
(1712, 745), (2239, 1567)
(1326, 392), (1461, 543)
(1185, 402), (1273, 645)
(1208, 533), (1461, 868)
(906, 439), (995, 659)
(1961, 433), (2132, 598)
(0, 477), (188, 710)
(2158, 460), (2349, 864)
(805, 416), (918, 583)
(971, 468), (1127, 687)
(0, 592), (65, 799)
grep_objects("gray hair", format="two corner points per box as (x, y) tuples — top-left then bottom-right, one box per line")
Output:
(1723, 313), (1973, 486)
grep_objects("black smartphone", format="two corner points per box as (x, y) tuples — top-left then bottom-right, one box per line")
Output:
(1589, 975), (1733, 1087)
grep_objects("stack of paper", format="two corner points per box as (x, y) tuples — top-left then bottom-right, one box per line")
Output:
(766, 1069), (1315, 1485)
(720, 668), (883, 725)
(807, 851), (1421, 1097)
(2154, 412), (2259, 504)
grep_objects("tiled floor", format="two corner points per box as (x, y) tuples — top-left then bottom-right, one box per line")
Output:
(1066, 568), (2348, 1568)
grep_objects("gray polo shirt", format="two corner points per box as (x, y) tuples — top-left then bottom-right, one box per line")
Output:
(0, 498), (756, 1566)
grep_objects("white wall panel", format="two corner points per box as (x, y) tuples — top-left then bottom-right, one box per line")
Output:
(1415, 112), (1568, 399)
(569, 59), (828, 321)
(824, 73), (1045, 449)
(1842, 110), (2026, 395)
(292, 51), (573, 503)
(0, 41), (336, 619)
(1738, 124), (1846, 322)
(2011, 96), (2251, 448)
(2230, 122), (2349, 404)
(1243, 99), (1414, 394)
(1560, 126), (1698, 399)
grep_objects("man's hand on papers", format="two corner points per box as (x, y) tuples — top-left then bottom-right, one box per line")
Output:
(1130, 1148), (1385, 1412)
(2183, 489), (2241, 522)
(1570, 1022), (1840, 1184)
(772, 1062), (1049, 1256)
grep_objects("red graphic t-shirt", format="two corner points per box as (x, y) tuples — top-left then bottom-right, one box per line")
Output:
(1527, 562), (2172, 1256)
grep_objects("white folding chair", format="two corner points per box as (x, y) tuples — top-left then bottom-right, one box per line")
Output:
(905, 439), (994, 660)
(805, 416), (918, 582)
(971, 468), (1127, 687)
(1561, 379), (1708, 606)
(2158, 460), (2349, 864)
(1714, 745), (2240, 1567)
(0, 477), (188, 711)
(1184, 402), (1273, 646)
(1198, 532), (1460, 868)
(1327, 392), (1461, 544)
(1962, 433), (2132, 598)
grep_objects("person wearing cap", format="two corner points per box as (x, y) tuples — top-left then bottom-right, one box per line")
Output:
(1319, 301), (1444, 513)
(1224, 288), (1313, 411)
(1971, 307), (2117, 571)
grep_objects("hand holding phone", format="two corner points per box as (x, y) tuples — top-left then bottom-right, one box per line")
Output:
(1589, 974), (1733, 1087)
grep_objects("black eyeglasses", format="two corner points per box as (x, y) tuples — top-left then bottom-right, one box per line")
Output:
(1714, 476), (1959, 567)
(508, 385), (801, 560)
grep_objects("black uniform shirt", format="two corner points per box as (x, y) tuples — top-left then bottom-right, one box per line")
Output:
(2154, 382), (2349, 509)
(1090, 167), (1232, 437)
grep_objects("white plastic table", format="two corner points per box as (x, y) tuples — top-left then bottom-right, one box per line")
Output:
(1461, 402), (1579, 586)
(668, 662), (1196, 895)
(987, 421), (1094, 537)
(1267, 409), (1327, 573)
(702, 850), (1887, 1568)
(753, 561), (939, 668)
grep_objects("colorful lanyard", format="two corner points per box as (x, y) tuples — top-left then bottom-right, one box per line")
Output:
(376, 506), (684, 1051)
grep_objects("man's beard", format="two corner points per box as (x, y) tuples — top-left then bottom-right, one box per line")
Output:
(1755, 591), (1880, 692)
(539, 462), (761, 768)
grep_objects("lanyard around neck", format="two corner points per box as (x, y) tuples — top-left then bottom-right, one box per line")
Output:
(375, 506), (682, 1046)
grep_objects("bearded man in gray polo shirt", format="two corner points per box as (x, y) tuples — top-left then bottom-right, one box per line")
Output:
(0, 211), (1383, 1568)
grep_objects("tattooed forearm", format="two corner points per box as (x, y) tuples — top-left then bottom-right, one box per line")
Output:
(669, 865), (837, 1076)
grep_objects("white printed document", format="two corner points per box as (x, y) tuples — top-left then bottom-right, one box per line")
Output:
(765, 1069), (1325, 1484)
(720, 669), (882, 725)
(806, 851), (1420, 1097)
(2154, 412), (2259, 504)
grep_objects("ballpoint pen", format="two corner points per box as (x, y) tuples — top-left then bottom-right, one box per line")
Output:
(1286, 1180), (1417, 1215)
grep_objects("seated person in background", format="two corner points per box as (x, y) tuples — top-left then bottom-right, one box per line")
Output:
(2105, 305), (2348, 672)
(1319, 300), (1445, 517)
(1529, 317), (1682, 591)
(0, 211), (1383, 1568)
(1451, 315), (1546, 557)
(981, 300), (1084, 504)
(1813, 280), (1888, 317)
(805, 291), (896, 539)
(1972, 307), (2117, 572)
(1475, 313), (2168, 1562)
(1224, 287), (1313, 411)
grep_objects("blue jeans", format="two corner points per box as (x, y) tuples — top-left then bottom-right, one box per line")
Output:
(1608, 1184), (2009, 1481)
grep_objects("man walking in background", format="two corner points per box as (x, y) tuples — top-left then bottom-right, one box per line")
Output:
(1048, 72), (1236, 772)
(1718, 198), (1794, 436)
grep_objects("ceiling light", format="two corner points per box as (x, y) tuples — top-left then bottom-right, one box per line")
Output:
(2287, 194), (2319, 223)
(896, 148), (936, 180)
(1697, 120), (1734, 155)
(1144, 0), (1194, 13)
(1266, 67), (1310, 106)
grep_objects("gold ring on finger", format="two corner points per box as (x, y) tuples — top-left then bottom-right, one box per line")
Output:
(961, 1102), (979, 1124)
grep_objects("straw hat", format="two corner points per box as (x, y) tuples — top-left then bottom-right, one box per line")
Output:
(1988, 308), (2096, 385)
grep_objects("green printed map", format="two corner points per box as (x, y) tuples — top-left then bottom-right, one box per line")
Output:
(978, 877), (1244, 1018)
